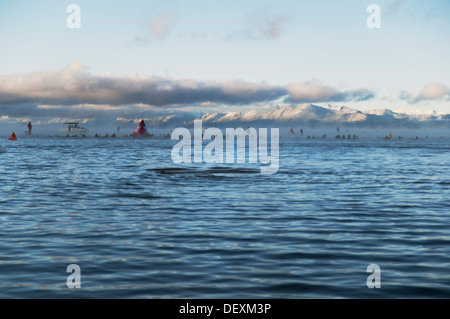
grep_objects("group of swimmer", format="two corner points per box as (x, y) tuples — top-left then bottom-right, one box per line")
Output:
(63, 133), (171, 138)
(385, 133), (421, 140)
(289, 127), (359, 140)
(6, 122), (431, 141)
(286, 126), (428, 140)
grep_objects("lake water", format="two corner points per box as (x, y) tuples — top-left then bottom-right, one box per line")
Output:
(0, 136), (449, 298)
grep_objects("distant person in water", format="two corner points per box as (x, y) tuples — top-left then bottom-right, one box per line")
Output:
(300, 128), (304, 135)
(27, 122), (32, 134)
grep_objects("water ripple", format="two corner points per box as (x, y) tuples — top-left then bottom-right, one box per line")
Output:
(0, 138), (449, 298)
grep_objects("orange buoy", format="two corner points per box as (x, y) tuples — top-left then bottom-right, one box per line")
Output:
(8, 132), (17, 140)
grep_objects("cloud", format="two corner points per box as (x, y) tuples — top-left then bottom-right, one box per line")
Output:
(0, 61), (286, 112)
(399, 90), (413, 101)
(149, 12), (175, 39)
(134, 12), (175, 43)
(385, 0), (406, 17)
(401, 83), (450, 103)
(0, 62), (375, 120)
(417, 83), (449, 100)
(263, 16), (287, 39)
(227, 10), (289, 40)
(286, 82), (374, 103)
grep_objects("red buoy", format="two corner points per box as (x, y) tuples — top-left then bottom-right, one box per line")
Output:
(131, 119), (149, 137)
(8, 132), (17, 141)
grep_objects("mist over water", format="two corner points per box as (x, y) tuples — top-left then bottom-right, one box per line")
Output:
(0, 137), (449, 298)
(1, 122), (450, 140)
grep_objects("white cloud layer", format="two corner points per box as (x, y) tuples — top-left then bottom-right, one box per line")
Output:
(0, 62), (375, 120)
(287, 82), (374, 103)
(400, 83), (450, 103)
(417, 83), (449, 101)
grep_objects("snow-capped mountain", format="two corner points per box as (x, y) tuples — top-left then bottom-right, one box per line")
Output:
(392, 109), (445, 121)
(182, 104), (367, 125)
(116, 104), (450, 128)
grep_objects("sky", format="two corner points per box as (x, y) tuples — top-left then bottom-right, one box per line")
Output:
(0, 0), (449, 127)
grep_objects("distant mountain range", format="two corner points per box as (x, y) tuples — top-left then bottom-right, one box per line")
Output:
(122, 104), (450, 128)
(2, 104), (448, 137)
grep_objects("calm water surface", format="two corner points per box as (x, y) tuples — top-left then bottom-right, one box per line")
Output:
(0, 137), (449, 298)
